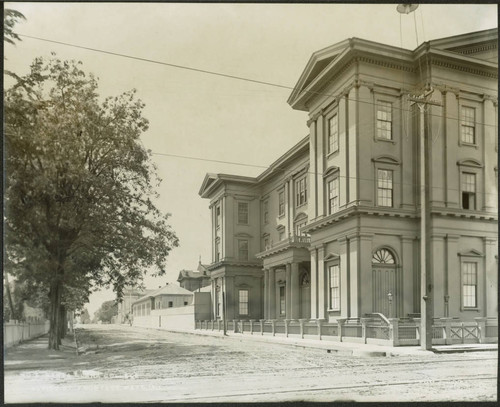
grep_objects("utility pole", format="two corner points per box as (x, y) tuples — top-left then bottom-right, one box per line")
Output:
(409, 89), (441, 350)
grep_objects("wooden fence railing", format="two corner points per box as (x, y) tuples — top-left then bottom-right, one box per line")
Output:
(195, 316), (498, 347)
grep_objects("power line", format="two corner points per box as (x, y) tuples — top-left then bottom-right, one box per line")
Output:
(151, 150), (499, 197)
(17, 33), (498, 130)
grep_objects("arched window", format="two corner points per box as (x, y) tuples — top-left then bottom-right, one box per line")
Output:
(372, 248), (396, 264)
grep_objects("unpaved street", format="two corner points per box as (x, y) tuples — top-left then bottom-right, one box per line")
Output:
(4, 324), (497, 403)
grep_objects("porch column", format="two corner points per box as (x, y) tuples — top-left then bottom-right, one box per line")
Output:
(291, 262), (300, 319)
(263, 269), (269, 319)
(310, 248), (318, 319)
(339, 237), (349, 318)
(285, 264), (292, 319)
(318, 245), (326, 319)
(269, 268), (276, 319)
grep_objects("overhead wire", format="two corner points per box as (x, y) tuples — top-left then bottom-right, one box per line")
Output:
(8, 33), (497, 197)
(14, 33), (498, 131)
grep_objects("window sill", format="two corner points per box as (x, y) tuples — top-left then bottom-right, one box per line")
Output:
(459, 142), (478, 149)
(375, 137), (396, 144)
(326, 150), (339, 158)
(327, 309), (341, 313)
(296, 203), (308, 209)
(461, 307), (481, 312)
(278, 214), (285, 219)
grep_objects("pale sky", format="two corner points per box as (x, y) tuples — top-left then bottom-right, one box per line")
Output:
(4, 2), (497, 315)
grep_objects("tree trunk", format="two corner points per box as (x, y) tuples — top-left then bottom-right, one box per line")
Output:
(48, 279), (63, 350)
(59, 305), (67, 340)
(4, 272), (17, 321)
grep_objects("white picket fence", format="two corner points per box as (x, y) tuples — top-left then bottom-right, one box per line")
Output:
(3, 320), (50, 348)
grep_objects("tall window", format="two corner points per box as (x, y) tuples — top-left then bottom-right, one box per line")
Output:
(461, 106), (476, 144)
(462, 262), (477, 308)
(328, 114), (339, 154)
(295, 218), (307, 236)
(238, 202), (249, 224)
(377, 169), (393, 207)
(329, 265), (340, 310)
(278, 191), (285, 217)
(238, 240), (248, 261)
(215, 238), (221, 262)
(239, 290), (249, 315)
(263, 200), (269, 224)
(216, 286), (222, 318)
(328, 177), (339, 214)
(295, 177), (307, 207)
(215, 205), (221, 228)
(377, 101), (392, 140)
(279, 286), (286, 316)
(461, 172), (476, 210)
(278, 228), (285, 241)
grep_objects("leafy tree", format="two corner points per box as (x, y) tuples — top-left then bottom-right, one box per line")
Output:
(79, 308), (91, 324)
(5, 57), (179, 349)
(4, 8), (25, 45)
(94, 300), (118, 324)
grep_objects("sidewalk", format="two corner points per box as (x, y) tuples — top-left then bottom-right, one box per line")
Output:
(143, 326), (498, 357)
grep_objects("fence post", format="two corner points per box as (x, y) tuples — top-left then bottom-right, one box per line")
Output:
(271, 319), (276, 337)
(361, 318), (368, 344)
(232, 320), (237, 333)
(440, 317), (453, 345)
(259, 319), (265, 335)
(317, 319), (324, 340)
(389, 318), (399, 346)
(284, 319), (290, 338)
(474, 317), (487, 344)
(337, 318), (347, 342)
(299, 319), (306, 339)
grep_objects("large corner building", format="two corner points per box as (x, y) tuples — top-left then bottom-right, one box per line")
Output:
(198, 29), (498, 324)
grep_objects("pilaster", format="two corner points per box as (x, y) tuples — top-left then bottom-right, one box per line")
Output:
(310, 248), (318, 319)
(285, 263), (292, 319)
(339, 237), (349, 318)
(484, 237), (498, 317)
(318, 245), (326, 319)
(291, 262), (300, 319)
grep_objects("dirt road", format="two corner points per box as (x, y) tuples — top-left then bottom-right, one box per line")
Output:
(4, 324), (497, 403)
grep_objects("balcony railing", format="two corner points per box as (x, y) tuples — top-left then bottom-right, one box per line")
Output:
(257, 235), (311, 258)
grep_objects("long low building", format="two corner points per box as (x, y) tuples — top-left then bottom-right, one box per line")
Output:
(132, 284), (194, 317)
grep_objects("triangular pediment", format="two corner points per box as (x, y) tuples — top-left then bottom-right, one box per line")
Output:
(288, 40), (350, 111)
(458, 249), (484, 257)
(324, 253), (340, 261)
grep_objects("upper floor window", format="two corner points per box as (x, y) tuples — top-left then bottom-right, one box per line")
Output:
(278, 190), (285, 217)
(215, 205), (221, 228)
(215, 238), (221, 262)
(461, 106), (476, 144)
(295, 177), (307, 207)
(462, 262), (477, 308)
(278, 228), (286, 241)
(238, 239), (249, 261)
(238, 202), (249, 224)
(168, 301), (173, 308)
(263, 200), (269, 224)
(239, 289), (249, 315)
(461, 172), (476, 210)
(328, 114), (339, 154)
(377, 101), (392, 140)
(377, 169), (393, 207)
(328, 177), (339, 215)
(329, 264), (340, 311)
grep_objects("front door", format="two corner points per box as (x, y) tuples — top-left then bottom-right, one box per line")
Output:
(372, 248), (400, 318)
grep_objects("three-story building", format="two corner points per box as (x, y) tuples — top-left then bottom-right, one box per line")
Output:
(199, 28), (498, 324)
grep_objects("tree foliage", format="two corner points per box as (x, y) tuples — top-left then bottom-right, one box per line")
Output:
(94, 300), (118, 324)
(4, 8), (25, 45)
(4, 57), (179, 349)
